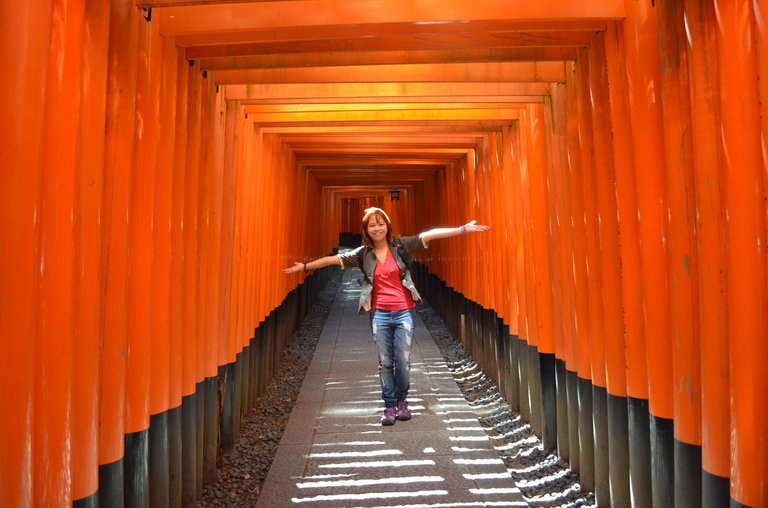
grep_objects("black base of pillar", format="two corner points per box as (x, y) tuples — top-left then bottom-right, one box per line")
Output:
(566, 370), (580, 473)
(607, 393), (630, 506)
(628, 396), (651, 508)
(124, 429), (149, 508)
(203, 376), (219, 484)
(577, 377), (595, 491)
(528, 345), (542, 436)
(650, 414), (674, 507)
(168, 404), (183, 508)
(182, 389), (199, 505)
(539, 352), (557, 452)
(702, 469), (729, 508)
(98, 458), (123, 508)
(555, 359), (569, 461)
(592, 385), (609, 506)
(73, 490), (98, 508)
(219, 363), (236, 452)
(675, 439), (702, 508)
(149, 411), (169, 507)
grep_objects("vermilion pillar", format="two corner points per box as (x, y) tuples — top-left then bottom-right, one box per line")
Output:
(124, 13), (159, 506)
(183, 61), (204, 497)
(171, 48), (194, 506)
(565, 59), (593, 486)
(656, 1), (703, 506)
(549, 86), (578, 466)
(682, 1), (729, 505)
(588, 32), (630, 507)
(99, 0), (141, 504)
(715, 0), (768, 505)
(525, 103), (558, 452)
(604, 20), (652, 507)
(72, 0), (111, 503)
(577, 45), (609, 502)
(148, 27), (178, 508)
(622, 0), (674, 505)
(35, 0), (89, 503)
(0, 1), (53, 505)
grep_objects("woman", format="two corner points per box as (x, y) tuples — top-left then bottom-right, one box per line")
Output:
(285, 207), (489, 425)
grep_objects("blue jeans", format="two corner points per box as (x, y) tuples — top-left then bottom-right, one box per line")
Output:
(370, 309), (415, 408)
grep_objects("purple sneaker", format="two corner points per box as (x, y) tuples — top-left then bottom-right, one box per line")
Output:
(396, 401), (411, 421)
(381, 407), (397, 426)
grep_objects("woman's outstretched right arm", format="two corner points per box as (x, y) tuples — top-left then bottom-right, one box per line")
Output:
(283, 255), (341, 274)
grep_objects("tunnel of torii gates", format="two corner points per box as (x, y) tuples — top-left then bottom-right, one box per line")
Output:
(1, 0), (767, 506)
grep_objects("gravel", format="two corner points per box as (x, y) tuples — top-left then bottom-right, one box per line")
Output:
(197, 273), (595, 507)
(417, 304), (596, 507)
(197, 271), (343, 507)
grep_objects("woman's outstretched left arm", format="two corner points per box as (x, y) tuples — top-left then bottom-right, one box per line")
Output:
(419, 220), (489, 244)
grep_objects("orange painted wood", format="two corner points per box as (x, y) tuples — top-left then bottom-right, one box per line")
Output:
(757, 1), (768, 500)
(197, 47), (579, 72)
(150, 30), (177, 416)
(656, 0), (702, 448)
(243, 120), (260, 346)
(759, 0), (768, 188)
(576, 47), (606, 388)
(71, 0), (110, 499)
(488, 132), (509, 323)
(682, 0), (729, 481)
(8, 0), (768, 502)
(35, 0), (87, 501)
(182, 62), (202, 395)
(501, 125), (521, 337)
(588, 33), (626, 396)
(185, 31), (590, 60)
(38, 0), (94, 502)
(548, 86), (576, 371)
(99, 0), (141, 466)
(225, 82), (553, 102)
(622, 0), (673, 419)
(568, 56), (592, 383)
(125, 15), (157, 434)
(200, 75), (224, 377)
(604, 21), (647, 401)
(544, 86), (568, 365)
(175, 18), (602, 48)
(217, 96), (239, 366)
(0, 1), (53, 504)
(227, 106), (247, 357)
(156, 1), (624, 35)
(715, 0), (767, 503)
(213, 62), (566, 86)
(516, 109), (538, 348)
(170, 50), (190, 406)
(526, 103), (556, 355)
(254, 132), (275, 324)
(463, 148), (480, 303)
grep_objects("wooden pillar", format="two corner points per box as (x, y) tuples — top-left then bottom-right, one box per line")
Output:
(714, 0), (768, 505)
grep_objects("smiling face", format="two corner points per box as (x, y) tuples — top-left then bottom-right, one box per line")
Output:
(362, 207), (392, 247)
(367, 213), (388, 243)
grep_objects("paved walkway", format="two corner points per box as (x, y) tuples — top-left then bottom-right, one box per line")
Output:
(257, 268), (527, 507)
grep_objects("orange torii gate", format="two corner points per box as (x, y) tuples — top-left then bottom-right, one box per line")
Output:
(1, 0), (766, 506)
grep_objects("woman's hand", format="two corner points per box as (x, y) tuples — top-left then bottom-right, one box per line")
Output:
(462, 220), (490, 234)
(284, 262), (305, 274)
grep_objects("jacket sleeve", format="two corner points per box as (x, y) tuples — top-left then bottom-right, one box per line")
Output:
(337, 245), (366, 269)
(398, 234), (429, 253)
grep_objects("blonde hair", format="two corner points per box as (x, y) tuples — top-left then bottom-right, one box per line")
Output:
(361, 207), (393, 247)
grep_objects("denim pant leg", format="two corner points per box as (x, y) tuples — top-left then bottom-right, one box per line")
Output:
(371, 309), (414, 407)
